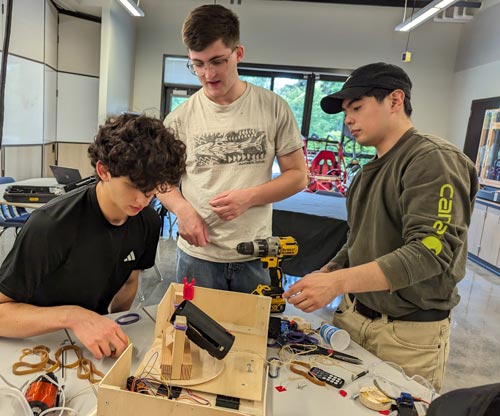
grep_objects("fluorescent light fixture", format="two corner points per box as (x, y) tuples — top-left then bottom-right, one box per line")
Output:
(395, 0), (459, 31)
(117, 0), (144, 17)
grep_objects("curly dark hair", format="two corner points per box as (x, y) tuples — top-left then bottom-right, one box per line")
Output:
(182, 4), (240, 51)
(88, 113), (186, 194)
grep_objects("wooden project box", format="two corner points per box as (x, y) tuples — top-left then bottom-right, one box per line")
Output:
(98, 283), (271, 415)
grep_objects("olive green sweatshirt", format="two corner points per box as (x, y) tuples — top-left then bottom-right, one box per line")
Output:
(333, 128), (478, 317)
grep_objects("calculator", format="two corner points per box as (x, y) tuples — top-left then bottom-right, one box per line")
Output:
(308, 366), (345, 388)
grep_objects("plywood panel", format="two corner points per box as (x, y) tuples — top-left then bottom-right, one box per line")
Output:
(56, 142), (94, 178)
(43, 143), (57, 177)
(58, 14), (101, 77)
(56, 73), (99, 143)
(4, 146), (43, 180)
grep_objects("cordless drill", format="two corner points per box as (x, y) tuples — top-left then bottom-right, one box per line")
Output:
(236, 236), (299, 313)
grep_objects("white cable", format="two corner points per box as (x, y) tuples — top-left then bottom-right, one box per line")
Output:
(0, 386), (32, 416)
(39, 407), (81, 416)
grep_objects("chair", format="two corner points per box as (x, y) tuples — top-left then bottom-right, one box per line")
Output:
(0, 177), (31, 238)
(150, 196), (178, 240)
(307, 150), (343, 193)
(136, 197), (172, 303)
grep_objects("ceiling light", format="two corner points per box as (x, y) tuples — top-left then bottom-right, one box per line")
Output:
(117, 0), (144, 17)
(395, 0), (459, 32)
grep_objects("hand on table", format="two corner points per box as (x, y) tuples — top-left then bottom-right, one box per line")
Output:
(70, 308), (129, 360)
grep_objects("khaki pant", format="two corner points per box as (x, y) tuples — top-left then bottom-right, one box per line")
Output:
(333, 294), (450, 392)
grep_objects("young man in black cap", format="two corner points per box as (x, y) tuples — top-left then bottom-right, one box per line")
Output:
(284, 62), (478, 391)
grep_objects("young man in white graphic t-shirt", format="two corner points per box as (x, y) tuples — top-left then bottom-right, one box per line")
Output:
(160, 4), (307, 293)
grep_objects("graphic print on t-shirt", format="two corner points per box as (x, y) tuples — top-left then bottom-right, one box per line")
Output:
(194, 129), (267, 166)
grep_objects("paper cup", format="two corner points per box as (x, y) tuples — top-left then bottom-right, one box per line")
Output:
(319, 323), (350, 351)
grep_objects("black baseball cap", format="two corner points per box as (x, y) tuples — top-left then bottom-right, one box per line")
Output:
(321, 62), (412, 114)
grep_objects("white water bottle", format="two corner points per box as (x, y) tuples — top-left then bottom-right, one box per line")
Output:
(319, 323), (350, 351)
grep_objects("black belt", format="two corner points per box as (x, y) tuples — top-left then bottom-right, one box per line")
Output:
(348, 294), (449, 322)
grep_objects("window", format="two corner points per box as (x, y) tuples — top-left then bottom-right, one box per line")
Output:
(161, 56), (376, 167)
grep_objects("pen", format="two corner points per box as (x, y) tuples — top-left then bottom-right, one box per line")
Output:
(289, 344), (364, 365)
(351, 369), (369, 382)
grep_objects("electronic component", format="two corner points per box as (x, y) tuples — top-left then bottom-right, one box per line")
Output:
(25, 372), (59, 416)
(157, 384), (182, 399)
(308, 366), (345, 388)
(216, 394), (240, 410)
(268, 316), (281, 339)
(127, 376), (183, 399)
(170, 300), (235, 360)
(396, 392), (418, 416)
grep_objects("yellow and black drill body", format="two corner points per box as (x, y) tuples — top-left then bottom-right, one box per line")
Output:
(236, 236), (298, 313)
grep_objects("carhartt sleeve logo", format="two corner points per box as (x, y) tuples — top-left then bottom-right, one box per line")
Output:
(422, 184), (454, 256)
(422, 236), (443, 255)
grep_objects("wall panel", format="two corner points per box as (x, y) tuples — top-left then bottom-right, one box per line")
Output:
(56, 73), (99, 143)
(58, 14), (101, 77)
(3, 145), (42, 180)
(9, 0), (44, 62)
(3, 55), (44, 145)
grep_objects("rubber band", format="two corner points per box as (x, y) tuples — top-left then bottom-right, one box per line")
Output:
(173, 323), (188, 331)
(115, 312), (141, 325)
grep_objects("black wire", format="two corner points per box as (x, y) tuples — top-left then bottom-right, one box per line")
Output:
(405, 0), (417, 51)
(0, 0), (13, 151)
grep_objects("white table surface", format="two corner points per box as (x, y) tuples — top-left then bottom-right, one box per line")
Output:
(0, 306), (156, 416)
(0, 303), (434, 416)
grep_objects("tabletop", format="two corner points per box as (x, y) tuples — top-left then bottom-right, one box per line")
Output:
(0, 306), (156, 416)
(0, 304), (434, 416)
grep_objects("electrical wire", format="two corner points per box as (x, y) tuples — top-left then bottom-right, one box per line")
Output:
(366, 360), (436, 405)
(39, 407), (81, 416)
(405, 0), (417, 52)
(0, 386), (32, 416)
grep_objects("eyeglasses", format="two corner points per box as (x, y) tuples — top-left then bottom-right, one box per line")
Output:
(186, 46), (239, 76)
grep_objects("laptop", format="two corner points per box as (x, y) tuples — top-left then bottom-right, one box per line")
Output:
(50, 165), (82, 185)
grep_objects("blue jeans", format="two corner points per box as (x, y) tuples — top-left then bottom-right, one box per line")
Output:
(176, 248), (270, 293)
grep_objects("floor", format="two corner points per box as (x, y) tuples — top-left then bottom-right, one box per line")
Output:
(1, 220), (499, 394)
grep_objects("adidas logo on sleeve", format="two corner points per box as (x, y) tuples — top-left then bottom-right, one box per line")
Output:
(123, 251), (136, 262)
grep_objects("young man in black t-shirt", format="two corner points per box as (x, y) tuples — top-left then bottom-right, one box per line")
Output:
(0, 114), (186, 360)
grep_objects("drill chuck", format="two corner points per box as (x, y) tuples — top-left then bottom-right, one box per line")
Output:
(236, 241), (256, 255)
(236, 238), (280, 257)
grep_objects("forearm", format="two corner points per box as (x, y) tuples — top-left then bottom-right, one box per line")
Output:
(244, 169), (307, 207)
(0, 296), (129, 359)
(0, 302), (83, 338)
(336, 261), (390, 294)
(284, 261), (390, 312)
(243, 148), (307, 207)
(320, 243), (349, 272)
(156, 188), (190, 216)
